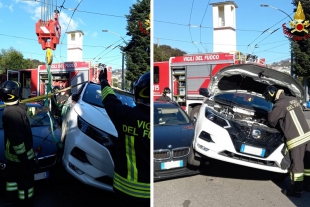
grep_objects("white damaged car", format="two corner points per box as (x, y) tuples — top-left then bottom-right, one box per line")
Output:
(60, 82), (135, 191)
(188, 64), (305, 176)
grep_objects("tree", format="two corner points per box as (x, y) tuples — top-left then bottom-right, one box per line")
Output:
(123, 0), (150, 82)
(291, 0), (310, 77)
(0, 47), (44, 74)
(154, 44), (187, 62)
(112, 78), (119, 88)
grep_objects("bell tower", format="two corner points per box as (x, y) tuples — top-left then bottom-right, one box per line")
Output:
(210, 1), (238, 53)
(66, 30), (84, 61)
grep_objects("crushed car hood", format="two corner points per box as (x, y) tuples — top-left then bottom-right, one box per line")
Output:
(209, 64), (304, 102)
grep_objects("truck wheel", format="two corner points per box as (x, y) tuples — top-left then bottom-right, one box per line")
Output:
(188, 144), (200, 167)
(190, 105), (201, 122)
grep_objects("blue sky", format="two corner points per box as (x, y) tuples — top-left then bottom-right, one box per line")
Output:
(0, 0), (138, 70)
(154, 0), (297, 65)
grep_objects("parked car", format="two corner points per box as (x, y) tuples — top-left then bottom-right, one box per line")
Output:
(189, 64), (305, 178)
(0, 102), (62, 189)
(154, 101), (198, 181)
(61, 82), (135, 192)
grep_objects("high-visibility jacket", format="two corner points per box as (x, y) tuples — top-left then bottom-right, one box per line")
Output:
(3, 103), (34, 162)
(101, 85), (150, 199)
(268, 90), (310, 150)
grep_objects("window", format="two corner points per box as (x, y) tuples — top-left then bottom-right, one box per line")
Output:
(154, 66), (159, 84)
(71, 33), (75, 41)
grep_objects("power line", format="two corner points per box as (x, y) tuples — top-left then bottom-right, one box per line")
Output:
(59, 0), (83, 61)
(188, 0), (201, 53)
(199, 0), (211, 52)
(0, 33), (111, 48)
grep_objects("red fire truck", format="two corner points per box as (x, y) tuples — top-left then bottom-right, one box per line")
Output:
(154, 52), (266, 119)
(6, 61), (112, 99)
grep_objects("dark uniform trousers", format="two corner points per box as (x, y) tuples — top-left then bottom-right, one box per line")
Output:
(289, 142), (310, 192)
(6, 160), (35, 206)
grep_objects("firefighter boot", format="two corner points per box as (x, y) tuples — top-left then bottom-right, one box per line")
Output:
(281, 188), (302, 198)
(5, 186), (19, 206)
(304, 185), (310, 192)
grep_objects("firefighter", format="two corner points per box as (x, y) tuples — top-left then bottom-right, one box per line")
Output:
(156, 87), (171, 102)
(99, 68), (150, 207)
(263, 85), (310, 198)
(0, 80), (35, 206)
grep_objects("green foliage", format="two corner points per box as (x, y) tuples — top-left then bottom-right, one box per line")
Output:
(154, 44), (187, 62)
(0, 47), (44, 74)
(291, 0), (310, 77)
(123, 0), (150, 82)
(112, 78), (119, 87)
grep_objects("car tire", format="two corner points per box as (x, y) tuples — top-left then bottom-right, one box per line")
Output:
(190, 105), (201, 122)
(188, 143), (200, 167)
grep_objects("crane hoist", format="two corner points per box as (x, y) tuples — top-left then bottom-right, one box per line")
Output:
(35, 1), (61, 51)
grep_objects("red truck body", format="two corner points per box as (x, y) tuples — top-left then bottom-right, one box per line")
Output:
(154, 52), (265, 119)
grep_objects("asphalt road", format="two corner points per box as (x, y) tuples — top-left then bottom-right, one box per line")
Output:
(153, 158), (310, 207)
(153, 111), (310, 207)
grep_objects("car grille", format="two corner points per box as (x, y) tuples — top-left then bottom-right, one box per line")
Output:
(227, 120), (283, 158)
(219, 150), (277, 167)
(154, 147), (190, 160)
(37, 154), (58, 169)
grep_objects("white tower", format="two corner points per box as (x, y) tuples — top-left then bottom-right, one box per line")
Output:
(210, 1), (238, 53)
(66, 30), (84, 61)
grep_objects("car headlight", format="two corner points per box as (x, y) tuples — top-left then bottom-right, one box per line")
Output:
(77, 116), (115, 147)
(205, 108), (230, 128)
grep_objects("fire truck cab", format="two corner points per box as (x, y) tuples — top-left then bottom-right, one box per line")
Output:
(154, 52), (265, 120)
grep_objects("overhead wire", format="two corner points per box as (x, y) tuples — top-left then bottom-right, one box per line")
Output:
(251, 28), (281, 54)
(0, 33), (111, 49)
(199, 0), (211, 52)
(188, 0), (201, 53)
(246, 12), (294, 55)
(59, 0), (83, 61)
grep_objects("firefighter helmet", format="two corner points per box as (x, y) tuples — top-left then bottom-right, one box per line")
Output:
(163, 87), (171, 95)
(133, 72), (150, 106)
(0, 80), (22, 103)
(263, 85), (278, 103)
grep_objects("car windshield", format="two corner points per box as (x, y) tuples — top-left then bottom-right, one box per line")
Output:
(0, 105), (54, 129)
(27, 106), (55, 127)
(82, 84), (135, 108)
(154, 105), (190, 126)
(214, 93), (273, 112)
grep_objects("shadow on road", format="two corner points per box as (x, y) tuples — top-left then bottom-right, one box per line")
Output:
(198, 158), (310, 206)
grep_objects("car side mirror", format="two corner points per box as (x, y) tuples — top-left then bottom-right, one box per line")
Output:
(199, 88), (210, 97)
(72, 93), (80, 102)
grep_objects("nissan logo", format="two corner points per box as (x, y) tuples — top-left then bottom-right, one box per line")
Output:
(251, 129), (262, 139)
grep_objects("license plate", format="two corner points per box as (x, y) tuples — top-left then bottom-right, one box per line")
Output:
(240, 144), (265, 157)
(161, 160), (183, 170)
(34, 171), (49, 181)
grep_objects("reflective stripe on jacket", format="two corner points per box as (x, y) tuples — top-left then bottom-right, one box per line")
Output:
(268, 92), (310, 150)
(3, 103), (34, 162)
(5, 140), (35, 162)
(101, 84), (150, 199)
